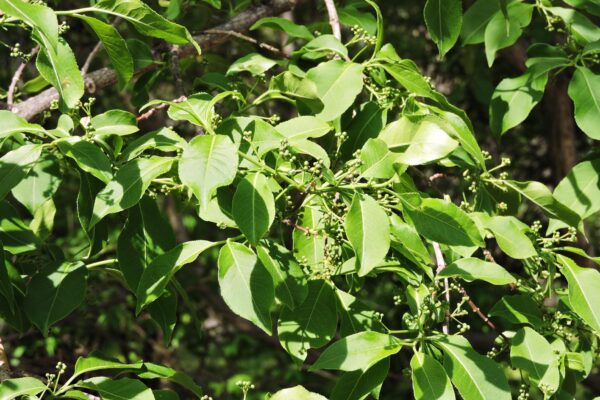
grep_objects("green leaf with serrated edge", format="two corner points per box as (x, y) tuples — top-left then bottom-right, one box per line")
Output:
(311, 331), (401, 372)
(75, 15), (133, 88)
(306, 60), (364, 121)
(511, 327), (560, 395)
(250, 17), (315, 40)
(330, 358), (389, 400)
(138, 363), (203, 397)
(275, 116), (330, 141)
(293, 205), (325, 271)
(489, 71), (548, 135)
(0, 377), (46, 400)
(0, 110), (47, 139)
(411, 352), (455, 400)
(434, 335), (511, 400)
(438, 257), (516, 285)
(557, 255), (600, 332)
(379, 116), (458, 165)
(256, 241), (307, 310)
(121, 127), (185, 162)
(271, 386), (327, 400)
(502, 180), (581, 228)
(484, 2), (533, 66)
(490, 294), (543, 326)
(233, 173), (275, 245)
(400, 196), (484, 247)
(554, 158), (600, 220)
(91, 156), (173, 226)
(91, 109), (139, 137)
(79, 377), (154, 400)
(136, 240), (216, 312)
(345, 193), (390, 276)
(360, 138), (398, 179)
(0, 144), (43, 201)
(35, 38), (84, 109)
(178, 134), (238, 210)
(226, 53), (279, 76)
(74, 352), (143, 375)
(11, 152), (61, 215)
(478, 215), (537, 259)
(568, 67), (600, 140)
(77, 0), (200, 54)
(424, 0), (462, 56)
(217, 241), (274, 334)
(148, 289), (177, 345)
(58, 138), (113, 184)
(118, 197), (175, 291)
(278, 280), (337, 362)
(24, 261), (88, 335)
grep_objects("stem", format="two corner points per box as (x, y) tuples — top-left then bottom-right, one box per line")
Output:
(432, 242), (451, 334)
(237, 151), (302, 189)
(323, 0), (342, 41)
(86, 259), (117, 269)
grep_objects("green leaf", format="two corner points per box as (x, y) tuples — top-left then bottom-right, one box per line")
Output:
(490, 294), (543, 326)
(379, 116), (458, 165)
(24, 261), (88, 334)
(390, 215), (431, 266)
(76, 15), (133, 88)
(330, 359), (389, 400)
(0, 144), (43, 201)
(148, 289), (177, 344)
(80, 377), (154, 400)
(278, 280), (337, 361)
(379, 60), (435, 99)
(438, 257), (516, 285)
(138, 363), (203, 398)
(250, 17), (315, 40)
(11, 152), (61, 214)
(217, 241), (274, 334)
(136, 240), (216, 312)
(557, 255), (600, 332)
(232, 173), (275, 245)
(411, 352), (455, 400)
(36, 38), (84, 109)
(293, 205), (325, 270)
(58, 138), (113, 184)
(502, 180), (581, 228)
(0, 0), (58, 49)
(434, 335), (511, 400)
(91, 110), (139, 137)
(340, 102), (386, 159)
(226, 53), (279, 76)
(121, 127), (185, 162)
(345, 193), (390, 276)
(91, 156), (173, 226)
(256, 241), (307, 310)
(0, 202), (41, 254)
(401, 196), (484, 247)
(484, 2), (533, 66)
(336, 289), (385, 337)
(275, 116), (330, 141)
(118, 197), (175, 291)
(554, 157), (600, 220)
(0, 242), (14, 310)
(299, 34), (348, 59)
(0, 377), (46, 400)
(74, 352), (143, 375)
(548, 7), (600, 44)
(306, 60), (364, 121)
(461, 0), (503, 45)
(81, 0), (200, 53)
(489, 71), (548, 135)
(311, 331), (401, 372)
(271, 386), (327, 400)
(478, 215), (537, 259)
(0, 110), (47, 139)
(179, 134), (238, 210)
(568, 67), (600, 140)
(511, 327), (560, 395)
(423, 0), (462, 56)
(339, 6), (378, 36)
(360, 138), (398, 179)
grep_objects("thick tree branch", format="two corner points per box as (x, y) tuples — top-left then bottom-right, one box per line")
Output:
(12, 0), (298, 121)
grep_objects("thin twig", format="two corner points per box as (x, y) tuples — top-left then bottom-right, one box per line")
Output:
(7, 46), (39, 108)
(136, 95), (187, 122)
(458, 286), (507, 339)
(204, 29), (286, 56)
(169, 45), (185, 96)
(432, 242), (451, 334)
(323, 0), (342, 40)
